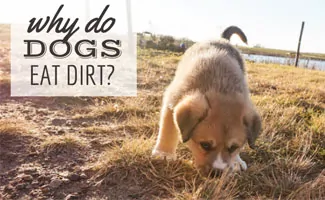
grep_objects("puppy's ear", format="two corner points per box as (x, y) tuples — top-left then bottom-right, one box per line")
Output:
(173, 92), (209, 143)
(244, 111), (262, 149)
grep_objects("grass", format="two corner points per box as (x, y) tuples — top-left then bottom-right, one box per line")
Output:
(0, 119), (30, 136)
(238, 46), (325, 61)
(78, 48), (324, 199)
(0, 23), (324, 199)
(40, 133), (88, 155)
(89, 137), (239, 199)
(100, 50), (324, 199)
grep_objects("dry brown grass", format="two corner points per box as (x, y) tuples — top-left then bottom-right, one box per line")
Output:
(40, 133), (88, 155)
(52, 47), (323, 199)
(0, 26), (324, 198)
(89, 137), (240, 199)
(0, 75), (10, 89)
(73, 48), (324, 199)
(0, 119), (29, 136)
(0, 24), (10, 71)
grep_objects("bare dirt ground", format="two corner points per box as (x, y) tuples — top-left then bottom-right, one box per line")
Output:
(1, 25), (325, 199)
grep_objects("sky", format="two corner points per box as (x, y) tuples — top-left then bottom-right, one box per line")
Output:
(0, 0), (324, 53)
(131, 0), (325, 53)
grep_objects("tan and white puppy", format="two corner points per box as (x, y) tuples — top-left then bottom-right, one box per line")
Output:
(152, 26), (261, 175)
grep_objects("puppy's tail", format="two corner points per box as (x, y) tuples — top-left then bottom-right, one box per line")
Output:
(221, 26), (248, 44)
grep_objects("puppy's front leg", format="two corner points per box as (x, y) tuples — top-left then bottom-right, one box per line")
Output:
(231, 154), (248, 172)
(152, 105), (179, 160)
(236, 154), (248, 171)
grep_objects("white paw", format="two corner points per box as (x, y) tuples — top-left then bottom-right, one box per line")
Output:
(238, 159), (248, 171)
(231, 155), (248, 172)
(237, 155), (248, 171)
(151, 149), (177, 160)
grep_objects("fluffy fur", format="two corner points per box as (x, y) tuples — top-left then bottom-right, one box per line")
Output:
(152, 26), (261, 175)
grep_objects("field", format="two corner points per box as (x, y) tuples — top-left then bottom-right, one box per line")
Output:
(1, 25), (325, 199)
(137, 31), (325, 61)
(237, 46), (325, 61)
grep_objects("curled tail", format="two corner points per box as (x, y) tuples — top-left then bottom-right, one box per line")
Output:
(221, 26), (248, 44)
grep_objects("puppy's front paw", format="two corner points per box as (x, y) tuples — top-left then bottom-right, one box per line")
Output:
(231, 155), (248, 172)
(232, 155), (247, 171)
(151, 149), (177, 160)
(238, 159), (248, 171)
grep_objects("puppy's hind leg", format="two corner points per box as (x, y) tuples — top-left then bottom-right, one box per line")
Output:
(152, 105), (179, 160)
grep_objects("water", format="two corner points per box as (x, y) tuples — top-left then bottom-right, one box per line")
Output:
(242, 54), (325, 71)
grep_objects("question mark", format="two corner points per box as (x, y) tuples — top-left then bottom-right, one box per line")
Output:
(107, 65), (115, 85)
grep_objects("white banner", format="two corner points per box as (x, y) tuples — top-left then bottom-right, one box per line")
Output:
(10, 1), (137, 96)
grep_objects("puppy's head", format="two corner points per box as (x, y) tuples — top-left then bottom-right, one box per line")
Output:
(173, 91), (261, 174)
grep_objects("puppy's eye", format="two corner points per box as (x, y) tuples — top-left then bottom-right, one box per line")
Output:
(228, 144), (239, 153)
(200, 142), (213, 151)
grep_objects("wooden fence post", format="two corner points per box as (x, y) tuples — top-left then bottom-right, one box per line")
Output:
(295, 21), (305, 67)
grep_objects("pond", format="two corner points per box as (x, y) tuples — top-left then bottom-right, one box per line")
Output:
(242, 54), (325, 71)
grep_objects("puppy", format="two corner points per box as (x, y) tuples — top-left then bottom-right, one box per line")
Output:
(152, 26), (261, 175)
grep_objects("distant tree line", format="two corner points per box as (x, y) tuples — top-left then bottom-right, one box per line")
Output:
(137, 32), (195, 52)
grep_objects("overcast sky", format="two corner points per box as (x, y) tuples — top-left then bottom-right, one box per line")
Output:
(1, 0), (324, 53)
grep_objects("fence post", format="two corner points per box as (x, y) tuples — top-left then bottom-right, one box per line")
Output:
(295, 21), (305, 67)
